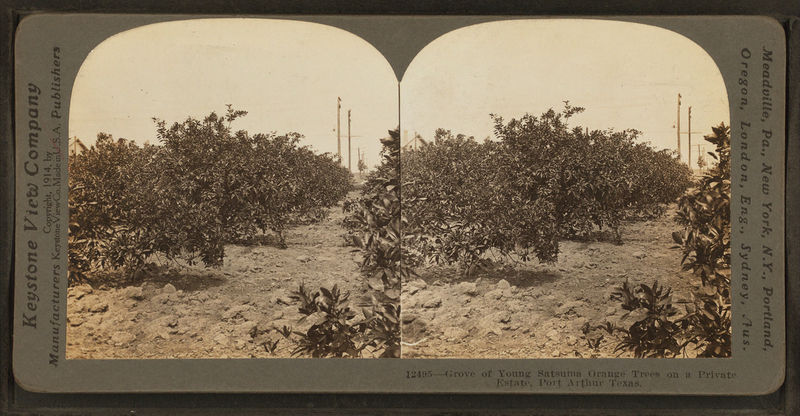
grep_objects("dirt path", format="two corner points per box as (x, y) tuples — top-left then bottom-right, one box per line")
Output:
(66, 194), (369, 359)
(401, 207), (700, 359)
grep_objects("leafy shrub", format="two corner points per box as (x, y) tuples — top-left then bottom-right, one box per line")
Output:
(673, 122), (731, 357)
(343, 131), (406, 296)
(675, 123), (731, 289)
(611, 280), (684, 358)
(283, 282), (399, 358)
(343, 130), (408, 289)
(609, 275), (730, 358)
(624, 143), (694, 220)
(68, 107), (352, 284)
(493, 106), (691, 240)
(340, 128), (405, 358)
(607, 123), (731, 358)
(401, 104), (692, 273)
(286, 283), (364, 358)
(68, 134), (159, 282)
(402, 130), (521, 274)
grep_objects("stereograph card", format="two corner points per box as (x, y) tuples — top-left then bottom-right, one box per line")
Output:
(10, 14), (787, 395)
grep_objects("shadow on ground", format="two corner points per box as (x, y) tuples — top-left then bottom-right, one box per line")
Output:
(411, 262), (560, 288)
(86, 265), (227, 292)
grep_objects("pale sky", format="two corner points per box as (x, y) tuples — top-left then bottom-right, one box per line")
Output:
(69, 18), (398, 171)
(400, 19), (730, 167)
(71, 19), (730, 171)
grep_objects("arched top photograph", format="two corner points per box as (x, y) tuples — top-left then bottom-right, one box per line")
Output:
(66, 17), (401, 360)
(399, 18), (733, 360)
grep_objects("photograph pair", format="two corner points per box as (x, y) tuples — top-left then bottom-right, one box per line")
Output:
(66, 18), (731, 361)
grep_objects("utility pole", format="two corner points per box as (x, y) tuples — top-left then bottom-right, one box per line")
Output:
(678, 104), (703, 169)
(337, 97), (342, 164)
(676, 93), (681, 159)
(688, 106), (692, 171)
(347, 109), (352, 172)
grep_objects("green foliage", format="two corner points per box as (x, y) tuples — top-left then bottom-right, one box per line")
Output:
(609, 123), (731, 358)
(338, 128), (406, 358)
(286, 283), (364, 358)
(402, 129), (516, 274)
(610, 274), (730, 358)
(401, 105), (692, 274)
(494, 105), (691, 238)
(68, 107), (352, 284)
(675, 123), (731, 289)
(673, 122), (731, 357)
(283, 282), (399, 358)
(68, 134), (159, 282)
(612, 280), (685, 358)
(343, 130), (408, 297)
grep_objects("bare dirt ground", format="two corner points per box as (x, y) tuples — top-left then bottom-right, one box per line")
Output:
(66, 192), (370, 359)
(401, 206), (702, 359)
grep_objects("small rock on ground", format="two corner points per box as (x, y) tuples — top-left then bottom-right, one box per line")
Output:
(110, 331), (136, 346)
(88, 302), (109, 313)
(442, 326), (469, 340)
(122, 286), (145, 300)
(457, 282), (479, 296)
